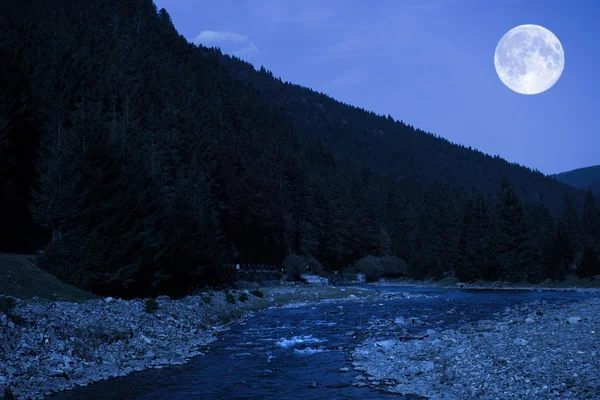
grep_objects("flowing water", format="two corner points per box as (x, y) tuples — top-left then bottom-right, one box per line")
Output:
(51, 286), (597, 399)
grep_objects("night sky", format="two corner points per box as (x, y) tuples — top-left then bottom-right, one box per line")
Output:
(154, 0), (599, 175)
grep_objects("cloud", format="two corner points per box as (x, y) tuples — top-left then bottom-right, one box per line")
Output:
(192, 30), (259, 60)
(235, 42), (260, 58)
(192, 30), (248, 45)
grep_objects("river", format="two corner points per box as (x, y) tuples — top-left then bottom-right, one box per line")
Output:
(50, 286), (597, 399)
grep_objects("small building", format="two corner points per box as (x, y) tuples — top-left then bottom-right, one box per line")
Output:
(301, 274), (329, 285)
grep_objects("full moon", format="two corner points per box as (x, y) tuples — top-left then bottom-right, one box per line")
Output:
(494, 24), (565, 95)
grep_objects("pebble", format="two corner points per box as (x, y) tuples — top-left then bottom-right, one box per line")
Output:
(351, 297), (600, 399)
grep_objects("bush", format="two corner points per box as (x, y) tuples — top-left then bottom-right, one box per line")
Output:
(238, 292), (249, 302)
(144, 298), (159, 313)
(304, 255), (324, 275)
(354, 255), (383, 282)
(283, 254), (306, 281)
(250, 290), (264, 298)
(283, 253), (324, 281)
(225, 292), (236, 304)
(352, 255), (407, 281)
(0, 295), (16, 314)
(201, 294), (211, 304)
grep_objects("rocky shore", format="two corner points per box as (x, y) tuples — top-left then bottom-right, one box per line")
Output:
(0, 284), (372, 399)
(371, 277), (600, 293)
(351, 297), (600, 399)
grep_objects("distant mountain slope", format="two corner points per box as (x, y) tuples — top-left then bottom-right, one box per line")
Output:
(216, 54), (585, 215)
(553, 165), (600, 194)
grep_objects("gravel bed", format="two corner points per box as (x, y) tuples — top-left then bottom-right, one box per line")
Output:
(351, 297), (600, 399)
(0, 284), (373, 399)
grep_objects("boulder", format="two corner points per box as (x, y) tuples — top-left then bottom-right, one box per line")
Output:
(404, 366), (421, 375)
(31, 305), (46, 317)
(375, 339), (396, 350)
(422, 361), (435, 371)
(567, 317), (581, 324)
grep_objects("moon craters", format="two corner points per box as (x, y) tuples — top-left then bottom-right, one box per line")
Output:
(494, 24), (564, 95)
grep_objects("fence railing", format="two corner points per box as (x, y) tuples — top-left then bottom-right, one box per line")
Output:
(223, 263), (282, 272)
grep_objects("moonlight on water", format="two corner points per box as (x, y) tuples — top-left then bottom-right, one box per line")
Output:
(494, 24), (565, 95)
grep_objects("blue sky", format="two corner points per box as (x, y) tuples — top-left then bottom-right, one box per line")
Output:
(154, 0), (599, 174)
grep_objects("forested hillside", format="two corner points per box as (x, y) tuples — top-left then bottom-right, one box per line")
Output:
(218, 55), (586, 215)
(1, 0), (598, 298)
(553, 165), (600, 196)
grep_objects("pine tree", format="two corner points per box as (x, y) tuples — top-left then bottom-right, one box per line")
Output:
(582, 187), (600, 246)
(562, 195), (583, 254)
(550, 221), (574, 281)
(457, 192), (493, 282)
(580, 188), (600, 277)
(517, 212), (542, 283)
(493, 178), (526, 282)
(527, 203), (555, 283)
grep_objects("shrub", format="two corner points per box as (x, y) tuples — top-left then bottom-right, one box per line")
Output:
(304, 255), (324, 275)
(250, 290), (264, 298)
(225, 292), (236, 304)
(201, 294), (211, 304)
(283, 253), (324, 281)
(354, 255), (383, 282)
(238, 292), (249, 302)
(144, 298), (159, 313)
(283, 254), (307, 281)
(352, 255), (407, 281)
(0, 295), (16, 314)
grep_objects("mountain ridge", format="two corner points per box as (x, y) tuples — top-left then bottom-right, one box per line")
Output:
(552, 165), (600, 195)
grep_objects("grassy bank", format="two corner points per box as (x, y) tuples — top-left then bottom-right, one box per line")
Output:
(0, 253), (98, 302)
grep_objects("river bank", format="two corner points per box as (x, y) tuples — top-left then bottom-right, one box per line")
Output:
(351, 296), (600, 399)
(0, 283), (374, 400)
(371, 275), (600, 293)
